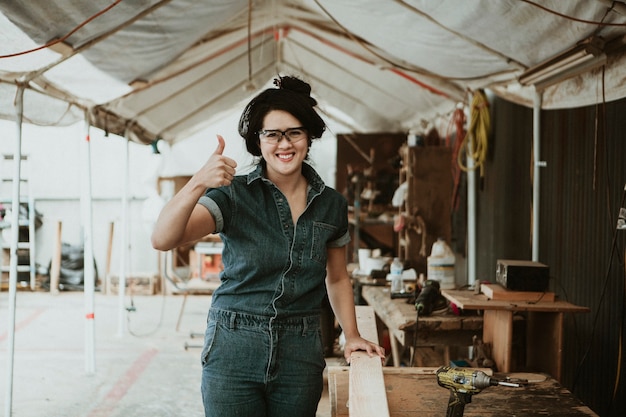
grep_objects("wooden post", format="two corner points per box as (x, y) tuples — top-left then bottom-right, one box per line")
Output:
(49, 220), (62, 294)
(104, 221), (114, 294)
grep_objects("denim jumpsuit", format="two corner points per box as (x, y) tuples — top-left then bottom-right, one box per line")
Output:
(198, 163), (350, 417)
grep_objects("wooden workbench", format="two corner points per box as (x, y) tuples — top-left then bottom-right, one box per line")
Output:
(327, 366), (599, 417)
(361, 285), (483, 367)
(442, 289), (590, 381)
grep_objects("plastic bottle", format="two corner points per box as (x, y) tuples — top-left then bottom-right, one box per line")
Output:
(390, 257), (404, 293)
(427, 238), (456, 289)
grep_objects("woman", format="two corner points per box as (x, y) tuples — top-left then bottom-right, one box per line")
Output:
(151, 75), (385, 416)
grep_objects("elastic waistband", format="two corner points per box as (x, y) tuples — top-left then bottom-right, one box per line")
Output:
(208, 308), (320, 331)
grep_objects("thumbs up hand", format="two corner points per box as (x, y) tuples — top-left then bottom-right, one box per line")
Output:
(197, 135), (238, 188)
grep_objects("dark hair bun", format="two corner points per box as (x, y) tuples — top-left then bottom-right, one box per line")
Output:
(275, 76), (318, 107)
(238, 74), (326, 156)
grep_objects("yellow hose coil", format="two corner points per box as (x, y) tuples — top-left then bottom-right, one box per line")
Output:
(457, 90), (490, 176)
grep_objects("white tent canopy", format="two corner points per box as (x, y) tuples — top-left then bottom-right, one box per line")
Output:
(2, 0), (626, 145)
(3, 3), (626, 415)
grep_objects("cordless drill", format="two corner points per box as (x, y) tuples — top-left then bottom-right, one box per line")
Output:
(409, 279), (446, 365)
(415, 279), (442, 315)
(436, 366), (521, 417)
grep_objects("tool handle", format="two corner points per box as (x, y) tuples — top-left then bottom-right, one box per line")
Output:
(446, 391), (471, 417)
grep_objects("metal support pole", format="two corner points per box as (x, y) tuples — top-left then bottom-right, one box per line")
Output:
(467, 98), (477, 288)
(353, 180), (361, 263)
(81, 116), (96, 374)
(117, 132), (130, 336)
(4, 83), (25, 417)
(532, 90), (545, 261)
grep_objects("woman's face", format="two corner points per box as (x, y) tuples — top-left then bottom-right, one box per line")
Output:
(259, 110), (308, 180)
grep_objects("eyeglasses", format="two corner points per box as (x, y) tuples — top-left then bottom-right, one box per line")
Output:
(258, 127), (307, 144)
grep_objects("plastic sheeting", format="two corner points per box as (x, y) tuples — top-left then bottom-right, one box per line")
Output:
(1, 0), (626, 144)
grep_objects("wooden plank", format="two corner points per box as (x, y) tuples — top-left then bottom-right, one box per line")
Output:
(328, 366), (345, 417)
(49, 220), (62, 294)
(361, 285), (484, 367)
(349, 352), (390, 417)
(107, 274), (158, 296)
(102, 221), (114, 294)
(355, 305), (380, 344)
(442, 289), (590, 313)
(481, 283), (555, 302)
(483, 310), (514, 373)
(362, 286), (483, 341)
(328, 367), (599, 417)
(349, 305), (390, 417)
(361, 286), (412, 345)
(328, 367), (440, 417)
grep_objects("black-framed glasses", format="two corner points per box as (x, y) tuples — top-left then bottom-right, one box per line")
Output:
(258, 127), (307, 144)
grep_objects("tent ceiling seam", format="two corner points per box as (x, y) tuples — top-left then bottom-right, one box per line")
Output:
(395, 0), (527, 72)
(291, 25), (460, 99)
(25, 0), (173, 84)
(157, 60), (276, 139)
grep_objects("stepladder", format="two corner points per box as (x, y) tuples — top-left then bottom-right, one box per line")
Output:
(0, 153), (37, 290)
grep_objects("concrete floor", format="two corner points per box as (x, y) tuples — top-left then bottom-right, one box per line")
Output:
(0, 291), (334, 417)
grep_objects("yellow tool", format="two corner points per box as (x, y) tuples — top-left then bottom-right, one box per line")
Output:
(436, 366), (522, 417)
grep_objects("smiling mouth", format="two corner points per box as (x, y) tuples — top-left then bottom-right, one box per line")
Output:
(277, 153), (295, 160)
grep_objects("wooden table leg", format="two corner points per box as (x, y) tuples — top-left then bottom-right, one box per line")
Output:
(483, 309), (514, 372)
(526, 311), (563, 380)
(389, 332), (401, 367)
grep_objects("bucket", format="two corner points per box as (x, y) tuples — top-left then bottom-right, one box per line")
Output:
(358, 249), (372, 273)
(427, 238), (455, 289)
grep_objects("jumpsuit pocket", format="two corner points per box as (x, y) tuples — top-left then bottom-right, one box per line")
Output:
(311, 221), (337, 264)
(200, 319), (217, 366)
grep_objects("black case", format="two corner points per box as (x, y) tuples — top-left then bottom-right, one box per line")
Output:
(495, 259), (549, 292)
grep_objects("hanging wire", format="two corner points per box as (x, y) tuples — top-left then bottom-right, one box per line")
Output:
(313, 0), (521, 83)
(521, 0), (626, 26)
(126, 290), (168, 338)
(243, 0), (257, 92)
(0, 0), (123, 59)
(247, 0), (252, 82)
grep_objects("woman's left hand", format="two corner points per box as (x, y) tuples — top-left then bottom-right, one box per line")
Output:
(343, 336), (386, 364)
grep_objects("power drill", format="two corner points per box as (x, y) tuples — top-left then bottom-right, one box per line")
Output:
(436, 366), (521, 417)
(415, 279), (442, 315)
(409, 279), (446, 365)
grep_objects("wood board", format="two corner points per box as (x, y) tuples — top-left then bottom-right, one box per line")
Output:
(348, 306), (390, 417)
(442, 289), (590, 313)
(327, 367), (598, 417)
(480, 283), (555, 302)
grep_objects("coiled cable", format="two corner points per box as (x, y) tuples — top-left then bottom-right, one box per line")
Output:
(457, 90), (490, 177)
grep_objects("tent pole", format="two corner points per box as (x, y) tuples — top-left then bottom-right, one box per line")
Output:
(117, 132), (130, 336)
(532, 90), (544, 261)
(467, 97), (477, 288)
(81, 116), (96, 373)
(4, 83), (25, 417)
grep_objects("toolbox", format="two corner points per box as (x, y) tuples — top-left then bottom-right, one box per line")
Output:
(495, 259), (550, 292)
